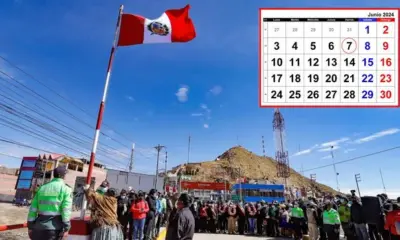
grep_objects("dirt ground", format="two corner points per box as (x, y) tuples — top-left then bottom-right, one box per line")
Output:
(0, 202), (83, 240)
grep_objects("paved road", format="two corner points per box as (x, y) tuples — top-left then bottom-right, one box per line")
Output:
(193, 233), (288, 239)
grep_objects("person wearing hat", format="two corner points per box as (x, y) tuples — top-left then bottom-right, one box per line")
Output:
(323, 201), (341, 240)
(83, 185), (124, 239)
(165, 193), (195, 240)
(306, 202), (319, 240)
(27, 165), (72, 240)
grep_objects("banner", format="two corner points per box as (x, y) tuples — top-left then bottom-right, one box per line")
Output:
(181, 181), (230, 190)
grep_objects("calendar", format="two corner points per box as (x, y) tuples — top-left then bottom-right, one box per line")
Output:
(259, 8), (399, 107)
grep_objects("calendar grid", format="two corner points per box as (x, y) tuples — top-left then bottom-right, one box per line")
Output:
(375, 20), (378, 103)
(259, 8), (400, 107)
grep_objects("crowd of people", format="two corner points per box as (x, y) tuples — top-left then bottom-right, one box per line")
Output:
(26, 166), (399, 240)
(187, 194), (400, 240)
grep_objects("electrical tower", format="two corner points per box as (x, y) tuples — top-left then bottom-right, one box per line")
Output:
(273, 108), (290, 186)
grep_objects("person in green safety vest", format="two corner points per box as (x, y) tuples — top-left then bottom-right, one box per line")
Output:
(338, 198), (355, 240)
(291, 201), (305, 240)
(27, 166), (72, 240)
(323, 201), (341, 240)
(96, 180), (109, 195)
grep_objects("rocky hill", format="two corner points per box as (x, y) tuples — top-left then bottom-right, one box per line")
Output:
(170, 146), (337, 196)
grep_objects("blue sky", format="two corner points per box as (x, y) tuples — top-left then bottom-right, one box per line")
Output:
(0, 0), (399, 198)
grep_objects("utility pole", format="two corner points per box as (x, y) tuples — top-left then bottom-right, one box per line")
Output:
(164, 151), (168, 176)
(355, 173), (361, 198)
(310, 174), (316, 197)
(41, 159), (47, 184)
(239, 167), (242, 202)
(300, 164), (304, 176)
(262, 136), (266, 157)
(330, 146), (340, 192)
(163, 151), (168, 192)
(187, 135), (191, 164)
(379, 169), (387, 194)
(154, 144), (165, 189)
(129, 143), (135, 172)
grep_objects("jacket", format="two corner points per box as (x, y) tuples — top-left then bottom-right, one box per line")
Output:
(131, 200), (149, 220)
(27, 178), (72, 231)
(350, 201), (365, 224)
(306, 208), (318, 225)
(146, 195), (157, 213)
(338, 205), (351, 223)
(166, 207), (195, 240)
(160, 198), (167, 213)
(85, 188), (120, 228)
(156, 199), (163, 214)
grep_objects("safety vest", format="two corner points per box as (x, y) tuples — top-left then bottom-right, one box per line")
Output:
(338, 205), (351, 223)
(27, 178), (72, 231)
(323, 208), (341, 225)
(291, 207), (304, 218)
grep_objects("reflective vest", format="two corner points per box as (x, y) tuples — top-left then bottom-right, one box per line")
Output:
(323, 208), (341, 225)
(27, 178), (72, 231)
(291, 207), (304, 218)
(338, 205), (351, 223)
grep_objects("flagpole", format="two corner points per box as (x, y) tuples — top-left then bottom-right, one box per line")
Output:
(80, 4), (124, 219)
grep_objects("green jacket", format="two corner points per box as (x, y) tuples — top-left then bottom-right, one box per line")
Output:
(291, 207), (304, 218)
(323, 208), (341, 225)
(27, 178), (73, 231)
(338, 205), (351, 223)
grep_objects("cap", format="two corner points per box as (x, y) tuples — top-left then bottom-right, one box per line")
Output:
(53, 166), (67, 177)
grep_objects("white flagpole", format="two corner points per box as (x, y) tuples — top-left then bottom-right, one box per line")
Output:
(80, 5), (124, 219)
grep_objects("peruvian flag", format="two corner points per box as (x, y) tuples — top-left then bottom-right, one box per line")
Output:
(117, 5), (196, 46)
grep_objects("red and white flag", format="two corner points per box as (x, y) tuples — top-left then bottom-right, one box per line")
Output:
(117, 5), (196, 46)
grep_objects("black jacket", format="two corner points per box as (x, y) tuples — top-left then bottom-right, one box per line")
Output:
(116, 196), (130, 218)
(146, 195), (157, 212)
(351, 202), (365, 224)
(166, 207), (195, 240)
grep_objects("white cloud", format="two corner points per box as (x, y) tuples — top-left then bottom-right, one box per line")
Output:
(292, 149), (312, 157)
(344, 148), (356, 154)
(209, 85), (222, 95)
(200, 104), (210, 112)
(203, 124), (209, 129)
(175, 85), (189, 102)
(291, 144), (319, 157)
(320, 155), (332, 160)
(191, 113), (203, 117)
(354, 128), (400, 144)
(318, 145), (340, 152)
(319, 137), (350, 148)
(125, 96), (134, 101)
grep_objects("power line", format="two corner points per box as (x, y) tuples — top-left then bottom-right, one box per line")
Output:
(0, 136), (127, 170)
(0, 55), (154, 153)
(0, 74), (154, 161)
(0, 152), (21, 159)
(303, 146), (400, 172)
(0, 100), (129, 162)
(0, 71), (154, 159)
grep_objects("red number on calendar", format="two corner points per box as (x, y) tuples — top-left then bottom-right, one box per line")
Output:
(380, 90), (392, 99)
(380, 74), (392, 83)
(383, 25), (389, 34)
(380, 58), (392, 67)
(383, 42), (389, 50)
